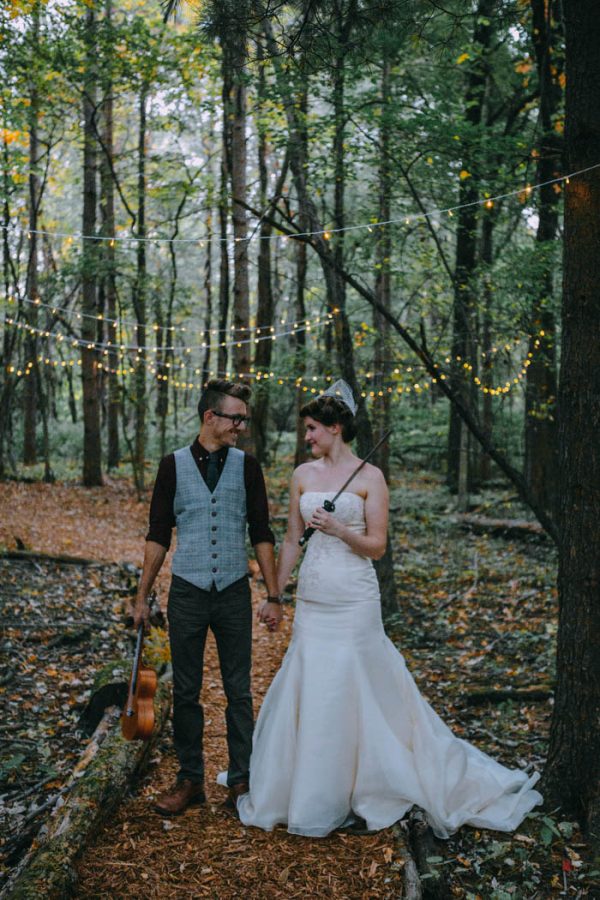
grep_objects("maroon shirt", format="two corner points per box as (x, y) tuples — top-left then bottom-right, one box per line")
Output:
(146, 441), (275, 550)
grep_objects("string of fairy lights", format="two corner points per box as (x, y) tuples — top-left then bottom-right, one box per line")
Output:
(3, 161), (599, 250)
(1, 160), (575, 403)
(3, 303), (546, 399)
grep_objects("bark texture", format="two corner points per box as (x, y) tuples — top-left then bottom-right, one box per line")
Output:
(541, 0), (600, 842)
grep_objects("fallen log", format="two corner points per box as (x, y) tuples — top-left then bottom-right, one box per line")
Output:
(0, 549), (105, 566)
(0, 678), (171, 900)
(407, 809), (450, 900)
(464, 685), (554, 705)
(392, 823), (423, 900)
(451, 514), (546, 540)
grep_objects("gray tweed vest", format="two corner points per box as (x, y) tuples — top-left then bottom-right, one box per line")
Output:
(171, 446), (248, 591)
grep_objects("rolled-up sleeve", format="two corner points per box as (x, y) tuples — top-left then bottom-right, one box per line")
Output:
(146, 454), (176, 549)
(245, 455), (275, 546)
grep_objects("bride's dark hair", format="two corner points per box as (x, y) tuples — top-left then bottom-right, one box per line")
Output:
(299, 395), (357, 443)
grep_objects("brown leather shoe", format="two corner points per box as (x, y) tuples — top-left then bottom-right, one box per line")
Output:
(154, 779), (206, 816)
(223, 781), (249, 812)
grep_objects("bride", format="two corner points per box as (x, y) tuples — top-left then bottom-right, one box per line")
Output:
(231, 382), (542, 838)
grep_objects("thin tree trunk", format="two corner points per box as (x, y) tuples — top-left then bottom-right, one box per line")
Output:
(202, 134), (215, 386)
(100, 0), (121, 470)
(81, 4), (102, 487)
(23, 1), (41, 465)
(524, 0), (561, 520)
(229, 38), (250, 381)
(373, 57), (392, 481)
(0, 132), (17, 477)
(479, 213), (494, 482)
(541, 0), (600, 842)
(132, 83), (148, 492)
(218, 61), (231, 378)
(253, 45), (275, 464)
(100, 0), (119, 470)
(447, 0), (494, 492)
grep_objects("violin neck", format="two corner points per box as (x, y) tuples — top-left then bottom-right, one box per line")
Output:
(126, 625), (144, 715)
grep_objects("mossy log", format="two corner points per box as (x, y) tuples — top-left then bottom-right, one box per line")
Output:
(406, 809), (450, 900)
(392, 823), (423, 900)
(1, 679), (171, 900)
(452, 514), (546, 540)
(0, 549), (105, 566)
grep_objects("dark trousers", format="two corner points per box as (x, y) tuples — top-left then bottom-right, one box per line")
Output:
(167, 573), (253, 786)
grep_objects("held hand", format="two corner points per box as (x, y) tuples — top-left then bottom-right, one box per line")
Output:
(257, 600), (283, 633)
(309, 506), (343, 538)
(132, 596), (151, 631)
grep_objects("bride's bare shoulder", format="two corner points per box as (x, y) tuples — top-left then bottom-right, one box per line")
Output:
(293, 460), (322, 491)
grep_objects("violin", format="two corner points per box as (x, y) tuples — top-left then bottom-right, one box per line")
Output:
(121, 623), (157, 741)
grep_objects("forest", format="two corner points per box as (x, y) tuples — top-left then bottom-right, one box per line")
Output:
(0, 0), (599, 897)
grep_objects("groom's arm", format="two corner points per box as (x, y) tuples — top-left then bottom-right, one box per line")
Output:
(245, 455), (282, 630)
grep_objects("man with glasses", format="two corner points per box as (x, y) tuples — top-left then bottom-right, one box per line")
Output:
(132, 379), (282, 816)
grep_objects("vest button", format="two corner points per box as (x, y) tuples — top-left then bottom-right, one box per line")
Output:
(211, 498), (217, 504)
(212, 567), (217, 573)
(211, 540), (216, 545)
(211, 511), (217, 517)
(211, 526), (217, 531)
(212, 553), (218, 559)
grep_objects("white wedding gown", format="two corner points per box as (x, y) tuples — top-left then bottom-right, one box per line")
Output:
(228, 491), (542, 838)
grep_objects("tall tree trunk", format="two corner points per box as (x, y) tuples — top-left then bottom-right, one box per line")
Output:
(81, 3), (103, 487)
(0, 133), (17, 477)
(524, 0), (562, 519)
(253, 46), (275, 465)
(132, 82), (148, 492)
(23, 1), (41, 465)
(100, 0), (119, 470)
(373, 56), (392, 481)
(447, 0), (494, 492)
(218, 62), (231, 378)
(541, 0), (600, 843)
(227, 38), (250, 381)
(202, 135), (215, 386)
(293, 92), (309, 469)
(479, 212), (495, 483)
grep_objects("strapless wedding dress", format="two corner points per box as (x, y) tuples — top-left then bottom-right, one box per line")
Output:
(231, 491), (542, 838)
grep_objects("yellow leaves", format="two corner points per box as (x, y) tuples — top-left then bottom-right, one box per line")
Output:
(515, 59), (532, 75)
(459, 169), (471, 181)
(1, 128), (26, 147)
(456, 52), (470, 65)
(382, 846), (394, 864)
(553, 117), (564, 134)
(144, 626), (170, 666)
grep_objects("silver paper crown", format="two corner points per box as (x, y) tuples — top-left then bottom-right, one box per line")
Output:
(320, 379), (357, 415)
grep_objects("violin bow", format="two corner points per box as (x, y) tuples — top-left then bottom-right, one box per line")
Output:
(299, 428), (392, 546)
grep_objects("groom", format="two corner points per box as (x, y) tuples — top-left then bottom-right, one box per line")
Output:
(132, 379), (282, 815)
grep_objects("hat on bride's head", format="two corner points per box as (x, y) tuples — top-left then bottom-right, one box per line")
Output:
(320, 379), (357, 415)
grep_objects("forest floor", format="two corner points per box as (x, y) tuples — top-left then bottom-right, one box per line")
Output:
(0, 466), (599, 899)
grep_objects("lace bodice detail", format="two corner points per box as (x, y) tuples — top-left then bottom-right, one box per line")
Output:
(297, 491), (380, 604)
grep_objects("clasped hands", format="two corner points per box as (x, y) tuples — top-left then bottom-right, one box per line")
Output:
(257, 599), (283, 632)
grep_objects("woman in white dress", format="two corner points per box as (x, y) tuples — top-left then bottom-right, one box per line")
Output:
(234, 387), (542, 838)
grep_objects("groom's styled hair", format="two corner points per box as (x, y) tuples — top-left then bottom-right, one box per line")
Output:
(300, 395), (357, 443)
(197, 379), (252, 422)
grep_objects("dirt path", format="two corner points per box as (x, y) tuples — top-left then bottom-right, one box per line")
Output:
(1, 479), (404, 898)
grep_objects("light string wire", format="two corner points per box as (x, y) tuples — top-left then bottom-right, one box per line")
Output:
(2, 162), (598, 247)
(6, 314), (546, 398)
(3, 309), (338, 353)
(4, 294), (333, 339)
(3, 306), (537, 367)
(8, 349), (537, 398)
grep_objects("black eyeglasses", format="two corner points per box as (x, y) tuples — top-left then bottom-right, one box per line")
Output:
(211, 411), (252, 427)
